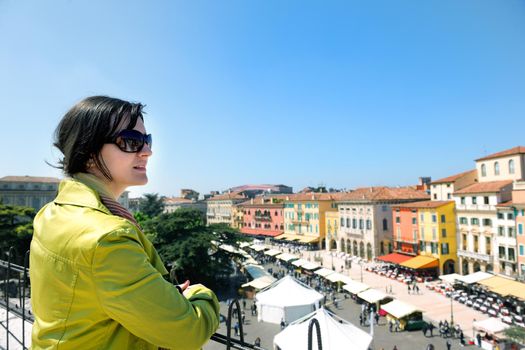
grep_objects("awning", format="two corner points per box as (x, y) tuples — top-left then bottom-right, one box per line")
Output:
(239, 242), (252, 248)
(325, 272), (347, 283)
(242, 276), (276, 290)
(292, 259), (309, 267)
(478, 275), (514, 289)
(376, 253), (413, 265)
(357, 289), (390, 304)
(380, 300), (421, 319)
(314, 268), (336, 277)
(301, 262), (321, 271)
(455, 271), (493, 285)
(439, 273), (462, 284)
(276, 253), (299, 262)
(274, 234), (289, 240)
(299, 236), (319, 243)
(264, 249), (282, 256)
(343, 280), (369, 295)
(400, 255), (439, 270)
(493, 281), (525, 300)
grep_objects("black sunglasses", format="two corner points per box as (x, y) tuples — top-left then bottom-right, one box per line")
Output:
(108, 129), (152, 153)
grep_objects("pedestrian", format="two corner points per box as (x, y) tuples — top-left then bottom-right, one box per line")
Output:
(422, 324), (428, 337)
(234, 321), (239, 336)
(29, 96), (220, 349)
(459, 330), (465, 347)
(241, 311), (245, 324)
(280, 318), (286, 330)
(395, 319), (400, 332)
(389, 319), (393, 332)
(359, 313), (363, 326)
(428, 322), (434, 337)
(408, 284), (411, 294)
(426, 344), (434, 350)
(393, 345), (398, 350)
(375, 312), (380, 325)
(446, 339), (451, 350)
(242, 299), (246, 309)
(476, 333), (482, 348)
(254, 337), (261, 347)
(389, 285), (393, 294)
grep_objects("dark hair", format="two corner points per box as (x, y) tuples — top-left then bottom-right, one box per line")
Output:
(52, 96), (145, 180)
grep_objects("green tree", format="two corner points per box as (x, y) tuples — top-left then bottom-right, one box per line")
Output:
(504, 326), (525, 345)
(0, 204), (35, 263)
(139, 193), (165, 218)
(144, 208), (247, 288)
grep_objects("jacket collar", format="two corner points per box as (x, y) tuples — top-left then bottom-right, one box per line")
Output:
(54, 173), (112, 215)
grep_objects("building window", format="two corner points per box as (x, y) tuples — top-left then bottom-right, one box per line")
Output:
(420, 214), (424, 222)
(507, 213), (514, 220)
(509, 159), (515, 174)
(359, 219), (364, 229)
(459, 217), (467, 224)
(471, 218), (479, 225)
(432, 228), (437, 240)
(413, 229), (417, 241)
(508, 227), (515, 237)
(447, 193), (451, 199)
(509, 248), (515, 261)
(383, 219), (388, 231)
(520, 245), (524, 256)
(341, 218), (345, 227)
(498, 227), (505, 236)
(396, 216), (400, 223)
(366, 220), (371, 230)
(441, 243), (449, 255)
(433, 194), (437, 200)
(499, 246), (506, 259)
(497, 213), (504, 219)
(346, 218), (350, 227)
(519, 224), (523, 235)
(352, 219), (357, 229)
(440, 215), (446, 223)
(472, 197), (477, 205)
(461, 197), (465, 205)
(412, 217), (417, 225)
(432, 215), (437, 223)
(441, 228), (447, 238)
(484, 197), (489, 205)
(481, 164), (487, 177)
(482, 218), (492, 226)
(382, 205), (388, 212)
(494, 162), (500, 175)
(486, 237), (491, 255)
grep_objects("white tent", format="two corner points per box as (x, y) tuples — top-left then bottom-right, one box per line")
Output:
(273, 308), (372, 350)
(380, 300), (421, 319)
(276, 253), (299, 262)
(473, 317), (510, 337)
(314, 268), (336, 277)
(342, 280), (369, 295)
(250, 244), (268, 252)
(241, 275), (276, 290)
(456, 271), (493, 284)
(292, 258), (309, 267)
(357, 289), (390, 304)
(439, 273), (461, 284)
(256, 276), (324, 324)
(301, 262), (321, 271)
(264, 249), (282, 257)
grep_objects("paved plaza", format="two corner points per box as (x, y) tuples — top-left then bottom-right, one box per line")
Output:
(204, 247), (489, 350)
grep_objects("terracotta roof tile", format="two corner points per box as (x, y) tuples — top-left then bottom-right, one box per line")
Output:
(164, 197), (194, 204)
(431, 170), (477, 184)
(393, 200), (453, 209)
(337, 187), (429, 202)
(496, 201), (513, 208)
(454, 180), (513, 194)
(0, 176), (61, 183)
(283, 192), (347, 201)
(475, 146), (525, 161)
(207, 192), (247, 201)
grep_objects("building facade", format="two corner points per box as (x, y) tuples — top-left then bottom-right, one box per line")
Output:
(0, 176), (60, 211)
(206, 192), (247, 225)
(337, 187), (429, 261)
(430, 170), (477, 201)
(238, 196), (285, 237)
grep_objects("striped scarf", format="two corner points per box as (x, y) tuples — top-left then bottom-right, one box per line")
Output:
(99, 194), (141, 229)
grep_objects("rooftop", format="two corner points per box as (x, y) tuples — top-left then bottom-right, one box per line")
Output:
(0, 176), (61, 183)
(430, 169), (477, 184)
(393, 200), (453, 209)
(337, 186), (429, 202)
(475, 146), (525, 162)
(454, 180), (513, 194)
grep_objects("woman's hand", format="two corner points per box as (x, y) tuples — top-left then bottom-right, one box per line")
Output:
(178, 280), (190, 292)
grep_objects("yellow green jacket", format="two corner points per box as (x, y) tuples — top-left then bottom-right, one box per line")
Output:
(30, 175), (220, 349)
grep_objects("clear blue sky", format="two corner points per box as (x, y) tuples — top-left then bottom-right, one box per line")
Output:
(2, 0), (525, 198)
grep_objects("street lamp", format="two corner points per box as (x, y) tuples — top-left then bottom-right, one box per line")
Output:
(360, 262), (363, 283)
(450, 294), (454, 328)
(472, 318), (476, 340)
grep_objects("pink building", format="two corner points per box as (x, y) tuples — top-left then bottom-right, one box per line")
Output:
(239, 196), (285, 237)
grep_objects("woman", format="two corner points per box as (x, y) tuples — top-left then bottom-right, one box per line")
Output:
(30, 96), (220, 349)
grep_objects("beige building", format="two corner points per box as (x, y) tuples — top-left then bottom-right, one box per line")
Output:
(455, 146), (525, 275)
(163, 189), (206, 215)
(337, 187), (429, 260)
(206, 192), (247, 225)
(430, 170), (477, 201)
(0, 176), (60, 211)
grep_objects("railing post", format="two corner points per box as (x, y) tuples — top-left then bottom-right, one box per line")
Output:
(226, 299), (245, 349)
(6, 246), (17, 350)
(23, 250), (30, 350)
(308, 318), (322, 350)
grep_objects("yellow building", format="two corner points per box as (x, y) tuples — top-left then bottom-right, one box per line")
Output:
(325, 211), (340, 251)
(279, 193), (341, 248)
(414, 201), (457, 275)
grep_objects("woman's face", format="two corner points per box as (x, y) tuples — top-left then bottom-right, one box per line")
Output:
(92, 117), (152, 198)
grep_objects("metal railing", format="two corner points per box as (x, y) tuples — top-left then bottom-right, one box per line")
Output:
(0, 248), (269, 350)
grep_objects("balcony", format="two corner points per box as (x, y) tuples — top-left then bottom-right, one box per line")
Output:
(457, 249), (493, 263)
(456, 204), (496, 212)
(254, 214), (272, 222)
